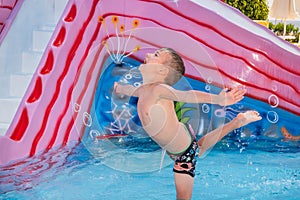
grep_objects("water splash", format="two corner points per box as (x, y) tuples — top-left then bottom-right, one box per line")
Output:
(99, 15), (141, 64)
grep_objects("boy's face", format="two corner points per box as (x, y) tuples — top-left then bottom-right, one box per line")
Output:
(144, 49), (169, 64)
(139, 49), (170, 76)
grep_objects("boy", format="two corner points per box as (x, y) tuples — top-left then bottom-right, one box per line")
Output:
(114, 47), (261, 200)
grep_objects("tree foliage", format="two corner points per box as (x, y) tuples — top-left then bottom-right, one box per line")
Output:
(269, 22), (299, 42)
(224, 0), (269, 20)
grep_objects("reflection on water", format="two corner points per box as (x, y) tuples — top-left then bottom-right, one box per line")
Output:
(0, 142), (91, 194)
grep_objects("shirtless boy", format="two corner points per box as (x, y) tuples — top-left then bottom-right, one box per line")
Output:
(114, 47), (262, 200)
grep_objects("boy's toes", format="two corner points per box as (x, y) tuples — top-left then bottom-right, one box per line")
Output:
(237, 110), (262, 127)
(244, 111), (262, 121)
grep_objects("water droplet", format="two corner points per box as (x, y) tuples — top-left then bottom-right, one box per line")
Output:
(207, 77), (213, 83)
(125, 73), (132, 80)
(202, 104), (210, 113)
(73, 103), (81, 112)
(83, 112), (92, 127)
(268, 94), (279, 108)
(266, 111), (279, 124)
(89, 129), (100, 139)
(134, 82), (141, 87)
(205, 85), (210, 91)
(214, 109), (225, 117)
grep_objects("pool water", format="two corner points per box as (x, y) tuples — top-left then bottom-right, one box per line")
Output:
(1, 57), (300, 199)
(1, 141), (299, 200)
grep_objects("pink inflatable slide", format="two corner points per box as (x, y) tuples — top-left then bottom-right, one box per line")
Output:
(0, 0), (299, 165)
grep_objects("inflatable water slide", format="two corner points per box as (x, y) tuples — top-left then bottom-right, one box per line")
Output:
(0, 0), (299, 165)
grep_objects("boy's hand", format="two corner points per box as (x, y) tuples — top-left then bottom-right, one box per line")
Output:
(217, 85), (246, 106)
(114, 82), (121, 94)
(114, 82), (126, 99)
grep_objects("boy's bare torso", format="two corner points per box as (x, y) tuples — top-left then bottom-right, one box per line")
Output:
(137, 84), (191, 153)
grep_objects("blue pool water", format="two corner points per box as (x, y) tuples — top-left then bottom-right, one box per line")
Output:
(0, 142), (299, 199)
(1, 57), (300, 199)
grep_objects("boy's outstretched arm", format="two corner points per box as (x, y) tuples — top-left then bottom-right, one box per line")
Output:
(114, 82), (139, 97)
(156, 84), (246, 106)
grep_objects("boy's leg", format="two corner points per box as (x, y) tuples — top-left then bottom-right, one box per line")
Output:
(173, 111), (261, 199)
(174, 173), (194, 200)
(198, 110), (261, 156)
(172, 139), (198, 200)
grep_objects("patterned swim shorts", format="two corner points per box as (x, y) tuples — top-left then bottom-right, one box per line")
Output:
(172, 139), (198, 177)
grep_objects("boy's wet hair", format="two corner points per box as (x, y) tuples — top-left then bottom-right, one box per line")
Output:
(160, 47), (185, 85)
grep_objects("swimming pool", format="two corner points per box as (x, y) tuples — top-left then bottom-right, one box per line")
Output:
(1, 0), (299, 199)
(0, 140), (299, 199)
(2, 56), (299, 200)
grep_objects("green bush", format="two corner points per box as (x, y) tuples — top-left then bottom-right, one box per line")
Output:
(224, 0), (299, 43)
(224, 0), (269, 20)
(269, 22), (299, 42)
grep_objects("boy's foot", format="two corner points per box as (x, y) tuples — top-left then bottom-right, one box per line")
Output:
(197, 110), (261, 158)
(236, 110), (262, 128)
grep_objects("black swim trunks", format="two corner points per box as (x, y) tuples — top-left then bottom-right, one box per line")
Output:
(172, 139), (198, 177)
